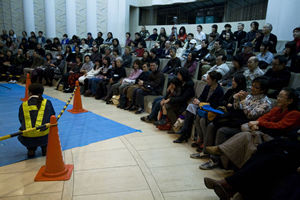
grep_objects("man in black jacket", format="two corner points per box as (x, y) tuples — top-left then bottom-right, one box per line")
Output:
(129, 61), (165, 114)
(162, 48), (181, 74)
(134, 32), (146, 48)
(264, 55), (291, 98)
(234, 23), (246, 49)
(255, 23), (277, 53)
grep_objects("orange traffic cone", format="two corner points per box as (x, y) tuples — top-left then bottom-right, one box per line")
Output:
(34, 115), (73, 181)
(20, 73), (31, 101)
(67, 81), (88, 114)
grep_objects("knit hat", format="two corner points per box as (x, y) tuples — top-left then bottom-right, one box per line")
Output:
(293, 27), (300, 32)
(87, 32), (92, 36)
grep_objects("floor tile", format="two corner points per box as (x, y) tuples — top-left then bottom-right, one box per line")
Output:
(0, 192), (62, 200)
(73, 148), (137, 170)
(0, 157), (45, 174)
(138, 146), (200, 168)
(150, 164), (221, 193)
(0, 171), (64, 197)
(126, 134), (182, 151)
(163, 189), (219, 200)
(73, 190), (154, 200)
(73, 166), (149, 196)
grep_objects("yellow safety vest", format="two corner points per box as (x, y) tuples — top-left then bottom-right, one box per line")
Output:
(22, 99), (49, 137)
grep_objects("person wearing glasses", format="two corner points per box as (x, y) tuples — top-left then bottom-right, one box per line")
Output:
(264, 55), (291, 98)
(243, 56), (264, 90)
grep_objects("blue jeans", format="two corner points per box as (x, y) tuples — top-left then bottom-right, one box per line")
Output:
(148, 96), (163, 120)
(90, 78), (102, 94)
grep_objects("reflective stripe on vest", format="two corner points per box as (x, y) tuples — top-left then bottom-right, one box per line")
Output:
(22, 99), (49, 137)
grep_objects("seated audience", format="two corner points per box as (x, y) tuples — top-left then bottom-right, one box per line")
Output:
(183, 52), (197, 76)
(112, 38), (122, 55)
(162, 47), (181, 74)
(61, 34), (69, 45)
(293, 27), (300, 51)
(122, 46), (132, 68)
(149, 48), (160, 67)
(202, 55), (230, 81)
(32, 52), (53, 84)
(283, 41), (299, 73)
(79, 59), (102, 93)
(174, 40), (183, 59)
(160, 40), (171, 58)
(210, 24), (220, 40)
(233, 23), (246, 49)
(132, 42), (145, 57)
(37, 31), (45, 44)
(52, 37), (61, 51)
(100, 32), (113, 52)
(79, 39), (89, 53)
(141, 51), (150, 65)
(182, 39), (198, 59)
(140, 25), (150, 39)
(245, 21), (259, 42)
(239, 42), (255, 67)
(90, 45), (102, 63)
(255, 23), (277, 53)
(197, 39), (209, 61)
(125, 32), (132, 46)
(220, 24), (233, 42)
(198, 76), (272, 170)
(86, 32), (94, 47)
(134, 32), (146, 48)
(207, 33), (216, 51)
(219, 55), (245, 86)
(243, 56), (264, 90)
(127, 61), (164, 114)
(257, 41), (274, 69)
(174, 71), (224, 143)
(94, 32), (104, 47)
(178, 26), (187, 42)
(147, 28), (158, 41)
(222, 32), (235, 60)
(23, 51), (44, 79)
(195, 25), (206, 45)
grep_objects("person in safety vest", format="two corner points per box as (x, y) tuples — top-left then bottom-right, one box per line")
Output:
(18, 83), (55, 158)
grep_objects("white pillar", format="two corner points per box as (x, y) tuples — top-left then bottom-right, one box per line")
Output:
(44, 0), (56, 38)
(118, 0), (127, 45)
(107, 0), (119, 39)
(23, 0), (35, 33)
(86, 0), (97, 38)
(66, 0), (76, 37)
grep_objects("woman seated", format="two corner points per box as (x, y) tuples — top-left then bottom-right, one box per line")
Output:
(44, 53), (65, 87)
(52, 37), (61, 51)
(110, 49), (119, 65)
(80, 39), (89, 54)
(174, 71), (224, 143)
(124, 63), (151, 109)
(112, 59), (143, 98)
(102, 57), (126, 103)
(79, 59), (102, 93)
(219, 55), (245, 87)
(64, 55), (93, 92)
(141, 51), (150, 65)
(222, 32), (235, 61)
(100, 32), (113, 53)
(132, 42), (145, 57)
(84, 56), (112, 97)
(64, 45), (73, 65)
(178, 26), (187, 43)
(174, 40), (183, 59)
(206, 87), (300, 170)
(32, 53), (54, 84)
(283, 41), (298, 72)
(183, 52), (197, 76)
(257, 41), (274, 69)
(56, 55), (83, 90)
(197, 76), (272, 170)
(191, 74), (246, 156)
(112, 38), (122, 55)
(44, 39), (53, 50)
(102, 47), (112, 63)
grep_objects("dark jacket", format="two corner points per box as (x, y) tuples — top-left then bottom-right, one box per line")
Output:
(245, 31), (257, 42)
(150, 56), (160, 67)
(169, 79), (195, 108)
(134, 37), (146, 48)
(163, 57), (181, 74)
(13, 55), (26, 66)
(112, 66), (126, 83)
(35, 48), (45, 58)
(198, 84), (224, 108)
(234, 31), (246, 46)
(222, 40), (236, 60)
(264, 67), (291, 91)
(218, 88), (236, 112)
(91, 51), (102, 63)
(197, 48), (209, 60)
(134, 71), (151, 84)
(219, 66), (245, 86)
(255, 33), (278, 53)
(122, 54), (132, 68)
(143, 69), (165, 95)
(95, 37), (104, 46)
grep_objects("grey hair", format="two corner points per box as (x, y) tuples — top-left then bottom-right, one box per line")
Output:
(266, 23), (273, 31)
(116, 57), (124, 64)
(238, 23), (244, 27)
(253, 57), (259, 63)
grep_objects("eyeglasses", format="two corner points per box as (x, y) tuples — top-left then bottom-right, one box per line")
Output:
(277, 95), (289, 99)
(251, 85), (261, 89)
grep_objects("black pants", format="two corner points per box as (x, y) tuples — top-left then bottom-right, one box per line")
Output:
(226, 138), (300, 200)
(95, 79), (109, 99)
(179, 110), (195, 137)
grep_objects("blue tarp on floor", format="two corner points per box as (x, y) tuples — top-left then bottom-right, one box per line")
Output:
(0, 83), (138, 167)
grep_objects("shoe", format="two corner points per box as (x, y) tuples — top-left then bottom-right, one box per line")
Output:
(156, 119), (167, 125)
(8, 80), (13, 83)
(141, 116), (156, 123)
(191, 139), (203, 148)
(117, 104), (120, 108)
(106, 100), (113, 104)
(206, 146), (223, 155)
(135, 108), (145, 114)
(196, 146), (203, 153)
(129, 105), (138, 111)
(84, 90), (92, 97)
(204, 177), (220, 189)
(190, 152), (210, 159)
(12, 80), (17, 84)
(173, 134), (188, 143)
(214, 183), (230, 200)
(199, 159), (219, 170)
(27, 150), (35, 158)
(124, 104), (133, 110)
(41, 145), (47, 156)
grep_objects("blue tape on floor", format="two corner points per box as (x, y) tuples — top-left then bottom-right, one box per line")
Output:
(0, 84), (139, 167)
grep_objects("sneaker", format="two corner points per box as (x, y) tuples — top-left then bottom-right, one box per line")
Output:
(190, 152), (210, 159)
(8, 80), (13, 83)
(135, 108), (145, 114)
(13, 80), (17, 84)
(199, 159), (219, 170)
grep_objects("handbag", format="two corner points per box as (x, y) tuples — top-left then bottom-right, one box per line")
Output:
(197, 102), (224, 121)
(111, 95), (120, 105)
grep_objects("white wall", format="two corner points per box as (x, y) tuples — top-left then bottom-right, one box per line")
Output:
(266, 0), (300, 41)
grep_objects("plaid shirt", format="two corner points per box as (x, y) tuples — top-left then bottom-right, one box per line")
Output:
(234, 94), (272, 120)
(243, 67), (264, 90)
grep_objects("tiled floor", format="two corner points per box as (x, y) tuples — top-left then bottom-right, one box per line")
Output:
(0, 83), (230, 200)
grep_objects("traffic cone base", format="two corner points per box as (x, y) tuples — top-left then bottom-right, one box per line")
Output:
(67, 81), (88, 114)
(34, 164), (73, 181)
(21, 73), (31, 101)
(34, 115), (73, 182)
